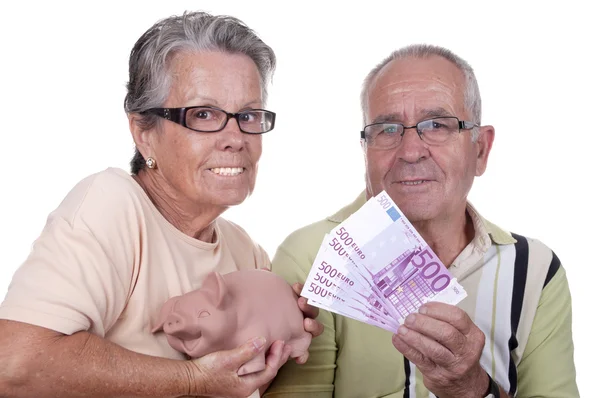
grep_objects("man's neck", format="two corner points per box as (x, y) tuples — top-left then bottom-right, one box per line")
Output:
(411, 208), (475, 268)
(133, 171), (223, 242)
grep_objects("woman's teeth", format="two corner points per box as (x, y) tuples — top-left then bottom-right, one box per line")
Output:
(210, 167), (244, 176)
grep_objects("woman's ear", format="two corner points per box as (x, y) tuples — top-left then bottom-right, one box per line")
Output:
(129, 113), (154, 160)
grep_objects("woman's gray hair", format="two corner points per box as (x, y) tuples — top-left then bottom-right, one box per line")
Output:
(124, 11), (276, 174)
(360, 44), (481, 141)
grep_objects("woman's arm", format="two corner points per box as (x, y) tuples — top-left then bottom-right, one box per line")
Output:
(0, 319), (192, 397)
(0, 319), (286, 398)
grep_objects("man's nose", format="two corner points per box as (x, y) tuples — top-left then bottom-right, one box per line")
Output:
(395, 127), (428, 163)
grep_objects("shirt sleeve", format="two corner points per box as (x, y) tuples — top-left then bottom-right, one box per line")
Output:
(516, 266), (579, 397)
(264, 243), (336, 398)
(255, 244), (272, 271)
(0, 175), (138, 337)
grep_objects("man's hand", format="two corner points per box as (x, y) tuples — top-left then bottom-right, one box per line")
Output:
(262, 265), (324, 365)
(292, 282), (325, 364)
(185, 337), (291, 398)
(391, 302), (489, 398)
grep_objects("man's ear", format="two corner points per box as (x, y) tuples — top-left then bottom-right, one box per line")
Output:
(361, 139), (374, 199)
(129, 113), (154, 160)
(475, 125), (495, 176)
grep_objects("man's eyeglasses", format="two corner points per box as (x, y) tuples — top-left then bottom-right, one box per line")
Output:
(360, 117), (478, 149)
(143, 106), (276, 134)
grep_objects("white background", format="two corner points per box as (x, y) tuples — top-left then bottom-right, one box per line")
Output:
(0, 1), (597, 395)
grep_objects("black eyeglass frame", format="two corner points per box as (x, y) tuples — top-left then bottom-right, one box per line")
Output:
(360, 116), (479, 144)
(143, 106), (276, 134)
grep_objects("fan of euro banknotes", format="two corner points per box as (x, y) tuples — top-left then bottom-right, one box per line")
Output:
(301, 191), (468, 333)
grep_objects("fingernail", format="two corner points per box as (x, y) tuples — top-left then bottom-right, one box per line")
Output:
(398, 326), (409, 335)
(419, 306), (428, 315)
(252, 337), (266, 350)
(405, 314), (416, 325)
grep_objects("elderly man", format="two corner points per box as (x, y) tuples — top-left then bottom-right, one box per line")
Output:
(265, 45), (578, 398)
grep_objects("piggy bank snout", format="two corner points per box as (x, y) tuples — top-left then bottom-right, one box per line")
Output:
(163, 312), (202, 340)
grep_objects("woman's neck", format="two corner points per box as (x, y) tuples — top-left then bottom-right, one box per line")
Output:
(132, 170), (223, 242)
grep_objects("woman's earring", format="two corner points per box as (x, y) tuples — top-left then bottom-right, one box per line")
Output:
(146, 157), (156, 169)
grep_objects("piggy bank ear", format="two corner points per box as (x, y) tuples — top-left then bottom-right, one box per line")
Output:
(151, 296), (179, 333)
(201, 272), (228, 309)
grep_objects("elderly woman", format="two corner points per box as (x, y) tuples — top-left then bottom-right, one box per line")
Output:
(0, 11), (321, 398)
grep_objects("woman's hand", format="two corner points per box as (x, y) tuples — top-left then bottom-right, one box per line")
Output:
(185, 338), (291, 398)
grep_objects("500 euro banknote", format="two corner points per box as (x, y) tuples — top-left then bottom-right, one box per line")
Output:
(301, 191), (467, 331)
(303, 242), (400, 332)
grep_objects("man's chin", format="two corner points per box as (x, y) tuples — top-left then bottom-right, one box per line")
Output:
(390, 198), (437, 222)
(368, 184), (439, 221)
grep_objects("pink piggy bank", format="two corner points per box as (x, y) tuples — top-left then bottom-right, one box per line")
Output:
(152, 269), (312, 375)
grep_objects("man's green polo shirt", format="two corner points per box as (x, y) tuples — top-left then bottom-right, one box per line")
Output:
(265, 191), (578, 398)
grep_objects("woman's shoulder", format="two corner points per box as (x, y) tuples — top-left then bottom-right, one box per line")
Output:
(215, 217), (256, 244)
(52, 167), (146, 229)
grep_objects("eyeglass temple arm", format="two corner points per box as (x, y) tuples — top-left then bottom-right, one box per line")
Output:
(143, 108), (167, 118)
(143, 108), (186, 123)
(459, 121), (479, 129)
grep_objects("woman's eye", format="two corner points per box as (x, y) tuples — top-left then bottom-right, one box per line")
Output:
(239, 112), (257, 123)
(194, 110), (211, 119)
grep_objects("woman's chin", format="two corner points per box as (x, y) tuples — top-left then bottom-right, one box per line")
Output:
(202, 189), (252, 208)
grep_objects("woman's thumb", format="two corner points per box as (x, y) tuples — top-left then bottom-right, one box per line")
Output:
(225, 336), (266, 368)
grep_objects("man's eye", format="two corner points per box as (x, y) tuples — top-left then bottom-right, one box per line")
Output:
(383, 126), (398, 134)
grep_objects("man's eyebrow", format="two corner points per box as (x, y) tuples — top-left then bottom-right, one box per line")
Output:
(419, 107), (453, 119)
(371, 113), (402, 124)
(370, 108), (454, 125)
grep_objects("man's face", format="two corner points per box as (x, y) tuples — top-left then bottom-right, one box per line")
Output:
(363, 55), (493, 224)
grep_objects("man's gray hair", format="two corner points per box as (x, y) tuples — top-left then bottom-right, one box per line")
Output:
(360, 44), (481, 140)
(124, 11), (276, 174)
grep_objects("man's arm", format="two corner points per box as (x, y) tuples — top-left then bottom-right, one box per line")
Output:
(264, 244), (337, 398)
(516, 266), (579, 398)
(0, 320), (287, 398)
